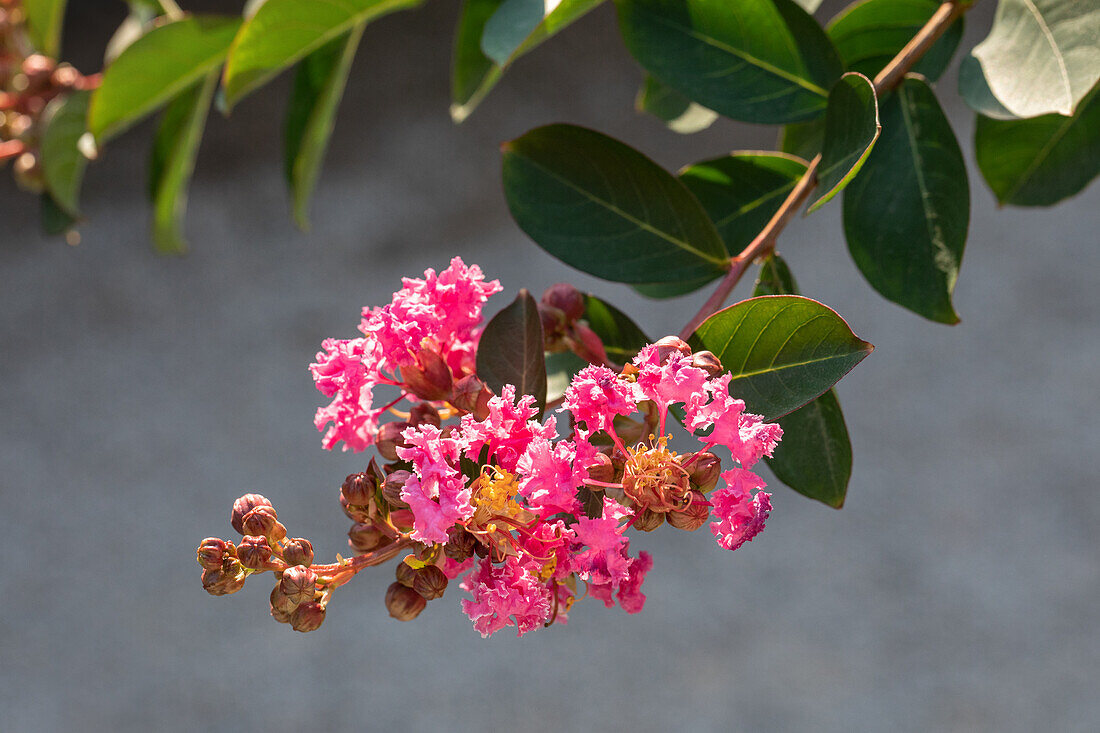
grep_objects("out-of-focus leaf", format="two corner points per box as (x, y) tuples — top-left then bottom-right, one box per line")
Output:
(779, 118), (825, 160)
(975, 83), (1100, 207)
(476, 289), (548, 411)
(615, 0), (843, 124)
(826, 0), (963, 82)
(39, 90), (91, 217)
(22, 0), (67, 56)
(635, 75), (718, 135)
(223, 0), (423, 108)
(40, 193), (77, 235)
(148, 71), (218, 254)
(843, 75), (968, 324)
(284, 23), (365, 230)
(794, 0), (823, 12)
(807, 72), (879, 212)
(582, 294), (649, 363)
(502, 123), (729, 288)
(89, 15), (240, 142)
(959, 0), (1100, 119)
(690, 294), (873, 420)
(104, 0), (161, 64)
(679, 152), (808, 255)
(546, 350), (588, 403)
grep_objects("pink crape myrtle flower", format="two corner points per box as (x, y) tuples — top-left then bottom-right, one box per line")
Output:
(710, 468), (772, 551)
(460, 385), (555, 471)
(515, 436), (598, 516)
(632, 344), (709, 426)
(684, 374), (782, 469)
(397, 424), (475, 545)
(460, 556), (552, 637)
(561, 365), (637, 435)
(587, 550), (653, 613)
(570, 497), (635, 588)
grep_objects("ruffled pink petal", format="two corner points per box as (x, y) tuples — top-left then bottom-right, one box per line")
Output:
(460, 557), (552, 638)
(709, 468), (772, 551)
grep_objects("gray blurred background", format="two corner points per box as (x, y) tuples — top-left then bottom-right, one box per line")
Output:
(3, 1), (1099, 731)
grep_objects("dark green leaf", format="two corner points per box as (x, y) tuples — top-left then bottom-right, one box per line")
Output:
(502, 123), (729, 287)
(752, 256), (852, 508)
(635, 75), (717, 134)
(975, 83), (1100, 207)
(843, 75), (968, 324)
(959, 0), (1100, 119)
(89, 15), (240, 142)
(476, 289), (548, 411)
(451, 0), (601, 121)
(148, 71), (219, 254)
(40, 193), (77, 236)
(546, 350), (588, 403)
(614, 0), (843, 124)
(807, 72), (879, 212)
(826, 0), (963, 82)
(284, 23), (365, 231)
(223, 0), (423, 108)
(690, 294), (872, 420)
(582, 294), (650, 363)
(104, 0), (161, 64)
(680, 152), (808, 256)
(779, 118), (825, 159)
(39, 90), (91, 217)
(22, 0), (67, 56)
(632, 276), (719, 300)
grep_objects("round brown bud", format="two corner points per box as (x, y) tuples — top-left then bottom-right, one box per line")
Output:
(408, 402), (442, 428)
(412, 565), (448, 600)
(539, 304), (567, 342)
(451, 375), (491, 418)
(633, 507), (665, 532)
(444, 527), (477, 561)
(231, 494), (272, 534)
(282, 537), (314, 567)
(654, 335), (692, 364)
(667, 491), (710, 531)
(348, 522), (388, 553)
(201, 560), (246, 596)
(341, 471), (375, 506)
(382, 470), (411, 508)
(691, 350), (723, 378)
(375, 422), (411, 461)
(290, 601), (326, 632)
(270, 602), (293, 624)
(385, 582), (426, 621)
(541, 282), (586, 321)
(400, 349), (453, 402)
(685, 451), (722, 493)
(237, 535), (273, 570)
(196, 537), (228, 570)
(395, 561), (418, 588)
(280, 565), (317, 605)
(270, 583), (298, 616)
(340, 493), (373, 523)
(241, 506), (279, 538)
(586, 452), (616, 484)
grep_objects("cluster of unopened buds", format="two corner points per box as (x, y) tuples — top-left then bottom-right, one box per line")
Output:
(0, 0), (98, 191)
(198, 258), (782, 636)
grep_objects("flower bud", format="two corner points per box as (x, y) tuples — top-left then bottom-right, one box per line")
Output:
(375, 421), (411, 461)
(237, 535), (273, 570)
(382, 470), (411, 508)
(685, 451), (721, 492)
(341, 471), (376, 506)
(444, 527), (477, 561)
(242, 506), (284, 541)
(197, 537), (229, 570)
(654, 335), (692, 364)
(395, 561), (417, 587)
(452, 375), (491, 418)
(340, 493), (373, 523)
(231, 493), (272, 534)
(348, 522), (388, 553)
(542, 283), (585, 321)
(270, 584), (298, 616)
(691, 350), (723, 378)
(202, 560), (246, 596)
(280, 565), (317, 605)
(270, 601), (293, 624)
(633, 507), (665, 532)
(282, 537), (314, 567)
(409, 402), (442, 428)
(667, 491), (710, 531)
(401, 349), (453, 401)
(388, 508), (415, 532)
(412, 565), (448, 600)
(539, 304), (567, 343)
(586, 452), (616, 484)
(290, 601), (326, 632)
(385, 582), (426, 621)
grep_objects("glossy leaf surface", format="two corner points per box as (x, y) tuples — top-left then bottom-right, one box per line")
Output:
(807, 72), (879, 212)
(636, 75), (717, 134)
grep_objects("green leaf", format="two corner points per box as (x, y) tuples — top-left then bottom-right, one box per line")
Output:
(826, 0), (963, 82)
(959, 0), (1100, 119)
(779, 118), (825, 160)
(794, 0), (823, 12)
(22, 0), (67, 57)
(843, 75), (968, 324)
(546, 350), (588, 403)
(752, 256), (852, 508)
(89, 15), (240, 143)
(104, 0), (161, 64)
(502, 123), (729, 288)
(690, 294), (873, 420)
(476, 289), (548, 411)
(636, 75), (717, 134)
(148, 71), (219, 254)
(582, 294), (650, 363)
(223, 0), (423, 108)
(614, 0), (843, 124)
(807, 72), (879, 212)
(975, 82), (1100, 207)
(451, 0), (602, 122)
(632, 276), (719, 300)
(39, 90), (91, 217)
(679, 152), (808, 256)
(40, 193), (77, 236)
(284, 23), (365, 231)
